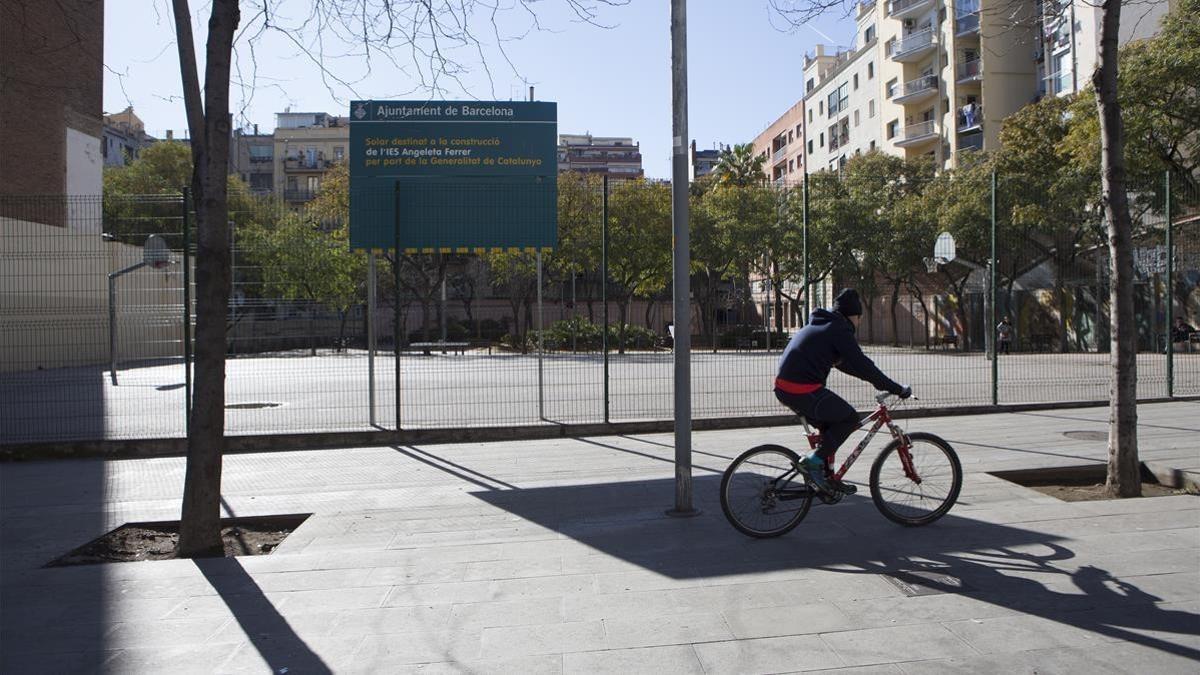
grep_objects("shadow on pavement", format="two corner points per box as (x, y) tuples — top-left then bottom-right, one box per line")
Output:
(195, 558), (332, 674)
(473, 473), (1200, 661)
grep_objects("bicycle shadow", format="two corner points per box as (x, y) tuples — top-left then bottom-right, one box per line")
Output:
(472, 473), (1200, 661)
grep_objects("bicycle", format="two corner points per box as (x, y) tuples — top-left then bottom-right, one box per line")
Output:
(720, 391), (962, 538)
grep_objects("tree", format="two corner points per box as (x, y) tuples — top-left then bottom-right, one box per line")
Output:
(606, 179), (673, 351)
(167, 0), (625, 556)
(482, 249), (540, 349)
(713, 143), (768, 187)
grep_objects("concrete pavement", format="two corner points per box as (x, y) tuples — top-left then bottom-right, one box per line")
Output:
(1, 402), (1197, 673)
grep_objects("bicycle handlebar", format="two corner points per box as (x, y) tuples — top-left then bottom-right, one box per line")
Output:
(876, 390), (918, 404)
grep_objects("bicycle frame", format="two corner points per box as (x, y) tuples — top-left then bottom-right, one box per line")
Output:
(799, 397), (921, 484)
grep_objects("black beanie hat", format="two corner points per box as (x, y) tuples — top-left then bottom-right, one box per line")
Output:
(833, 288), (863, 317)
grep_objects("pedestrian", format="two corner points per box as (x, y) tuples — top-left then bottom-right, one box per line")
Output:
(996, 316), (1013, 355)
(1171, 316), (1194, 353)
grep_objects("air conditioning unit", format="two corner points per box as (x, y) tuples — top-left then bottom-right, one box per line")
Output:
(904, 19), (915, 28)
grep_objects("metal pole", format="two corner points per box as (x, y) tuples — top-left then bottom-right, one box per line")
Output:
(400, 183), (410, 427)
(109, 273), (118, 386)
(571, 273), (577, 352)
(368, 252), (377, 426)
(602, 175), (610, 424)
(668, 0), (697, 517)
(182, 190), (192, 428)
(802, 173), (810, 323)
(1165, 170), (1174, 397)
(537, 249), (545, 420)
(440, 266), (447, 343)
(990, 170), (998, 405)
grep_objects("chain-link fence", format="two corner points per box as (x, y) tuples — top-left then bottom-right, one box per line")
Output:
(2, 170), (1196, 444)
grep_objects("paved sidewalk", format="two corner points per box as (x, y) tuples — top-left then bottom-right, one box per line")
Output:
(1, 403), (1197, 673)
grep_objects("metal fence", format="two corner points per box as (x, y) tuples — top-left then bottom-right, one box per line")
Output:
(1, 171), (1196, 445)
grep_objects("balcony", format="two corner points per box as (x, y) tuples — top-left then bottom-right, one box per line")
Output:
(957, 57), (982, 83)
(284, 156), (334, 171)
(955, 11), (980, 36)
(772, 145), (788, 163)
(282, 190), (317, 202)
(828, 133), (850, 151)
(956, 103), (983, 132)
(889, 29), (935, 62)
(888, 0), (933, 20)
(895, 120), (938, 147)
(894, 74), (938, 105)
(958, 133), (984, 152)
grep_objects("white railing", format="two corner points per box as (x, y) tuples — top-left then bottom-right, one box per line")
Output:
(957, 58), (982, 79)
(889, 0), (930, 16)
(955, 11), (980, 35)
(772, 145), (788, 163)
(899, 74), (937, 98)
(889, 29), (934, 58)
(901, 120), (936, 141)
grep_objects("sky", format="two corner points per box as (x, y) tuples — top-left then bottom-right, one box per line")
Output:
(103, 1), (859, 179)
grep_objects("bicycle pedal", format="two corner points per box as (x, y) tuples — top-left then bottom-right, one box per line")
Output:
(837, 482), (858, 495)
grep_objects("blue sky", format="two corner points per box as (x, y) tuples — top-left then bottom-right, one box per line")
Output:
(104, 1), (857, 179)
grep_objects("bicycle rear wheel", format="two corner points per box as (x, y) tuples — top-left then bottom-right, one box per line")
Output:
(721, 444), (813, 538)
(869, 432), (962, 526)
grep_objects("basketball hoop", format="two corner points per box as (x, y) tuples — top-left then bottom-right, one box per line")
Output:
(144, 234), (172, 269)
(923, 257), (939, 274)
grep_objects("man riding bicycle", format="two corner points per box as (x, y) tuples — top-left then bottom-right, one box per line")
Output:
(775, 288), (910, 493)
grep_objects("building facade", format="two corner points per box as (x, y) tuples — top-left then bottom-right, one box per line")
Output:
(272, 112), (349, 202)
(751, 100), (806, 184)
(689, 141), (721, 182)
(231, 126), (275, 194)
(1038, 0), (1172, 97)
(0, 0), (104, 205)
(557, 134), (643, 177)
(102, 107), (156, 167)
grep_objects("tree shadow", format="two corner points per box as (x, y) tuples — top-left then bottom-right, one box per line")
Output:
(194, 558), (332, 674)
(472, 473), (1200, 660)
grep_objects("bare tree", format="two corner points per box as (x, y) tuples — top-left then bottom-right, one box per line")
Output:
(167, 0), (625, 556)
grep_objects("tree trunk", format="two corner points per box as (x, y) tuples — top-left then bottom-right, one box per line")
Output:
(1095, 0), (1139, 498)
(176, 0), (240, 558)
(618, 297), (630, 354)
(890, 280), (901, 347)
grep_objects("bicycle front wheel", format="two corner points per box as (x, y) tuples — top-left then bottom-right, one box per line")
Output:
(869, 432), (962, 526)
(720, 444), (813, 538)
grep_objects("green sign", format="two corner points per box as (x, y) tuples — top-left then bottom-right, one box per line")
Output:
(348, 100), (557, 252)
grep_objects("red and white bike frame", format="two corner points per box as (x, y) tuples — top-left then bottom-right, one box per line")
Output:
(799, 394), (921, 483)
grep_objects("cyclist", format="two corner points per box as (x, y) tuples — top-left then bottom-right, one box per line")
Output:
(775, 288), (910, 493)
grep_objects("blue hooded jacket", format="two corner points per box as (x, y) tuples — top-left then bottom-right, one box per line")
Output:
(776, 309), (904, 395)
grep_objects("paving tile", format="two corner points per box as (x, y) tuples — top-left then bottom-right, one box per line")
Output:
(447, 596), (565, 629)
(273, 586), (391, 611)
(479, 620), (606, 658)
(329, 604), (451, 636)
(693, 634), (844, 674)
(215, 635), (363, 673)
(820, 624), (978, 667)
(103, 643), (247, 674)
(564, 645), (705, 674)
(104, 616), (231, 649)
(602, 612), (734, 649)
(941, 613), (1109, 654)
(723, 601), (857, 639)
(352, 629), (483, 666)
(463, 556), (564, 581)
(895, 640), (1196, 675)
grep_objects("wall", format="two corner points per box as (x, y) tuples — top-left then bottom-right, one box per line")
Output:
(1, 219), (185, 373)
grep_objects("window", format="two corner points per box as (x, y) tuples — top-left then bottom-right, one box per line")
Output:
(854, 110), (861, 127)
(819, 100), (824, 114)
(828, 124), (839, 149)
(307, 176), (320, 193)
(796, 124), (802, 137)
(868, 61), (875, 79)
(886, 78), (898, 99)
(865, 26), (876, 43)
(806, 78), (815, 92)
(808, 109), (813, 123)
(853, 74), (859, 90)
(788, 160), (794, 172)
(787, 131), (793, 144)
(869, 100), (876, 118)
(334, 146), (344, 162)
(887, 120), (898, 139)
(287, 177), (298, 192)
(838, 83), (849, 114)
(870, 140), (876, 151)
(820, 132), (825, 147)
(808, 139), (814, 154)
(827, 91), (837, 117)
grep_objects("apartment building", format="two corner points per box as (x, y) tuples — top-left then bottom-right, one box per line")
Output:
(750, 99), (806, 184)
(799, 0), (1041, 170)
(102, 107), (157, 167)
(231, 126), (275, 194)
(557, 134), (643, 177)
(272, 112), (349, 202)
(1039, 0), (1172, 97)
(689, 141), (721, 182)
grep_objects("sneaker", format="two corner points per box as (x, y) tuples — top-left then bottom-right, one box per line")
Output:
(800, 454), (834, 494)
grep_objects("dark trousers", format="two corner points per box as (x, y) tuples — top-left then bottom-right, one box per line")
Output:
(775, 388), (860, 459)
(998, 339), (1011, 354)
